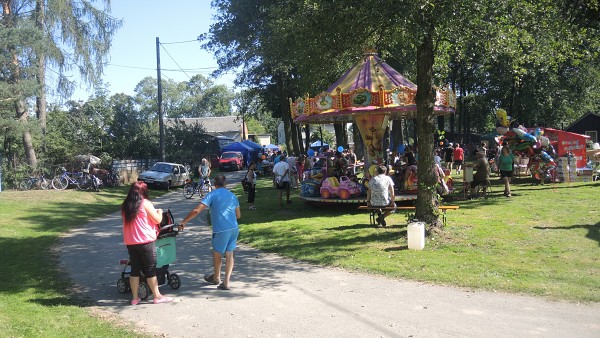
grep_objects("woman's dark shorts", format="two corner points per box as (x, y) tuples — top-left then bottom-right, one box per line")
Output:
(500, 170), (513, 178)
(276, 181), (290, 190)
(127, 241), (157, 278)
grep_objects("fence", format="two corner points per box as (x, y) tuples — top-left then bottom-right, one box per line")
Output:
(112, 159), (159, 185)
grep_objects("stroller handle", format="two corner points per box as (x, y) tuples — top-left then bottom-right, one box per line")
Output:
(159, 223), (178, 231)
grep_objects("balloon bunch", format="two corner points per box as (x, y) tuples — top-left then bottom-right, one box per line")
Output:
(495, 109), (556, 178)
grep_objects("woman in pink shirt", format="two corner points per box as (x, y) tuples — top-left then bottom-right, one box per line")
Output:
(122, 181), (173, 305)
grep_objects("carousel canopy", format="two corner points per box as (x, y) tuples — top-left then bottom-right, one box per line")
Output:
(291, 52), (456, 124)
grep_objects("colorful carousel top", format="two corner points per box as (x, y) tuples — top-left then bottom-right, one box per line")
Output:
(290, 52), (456, 124)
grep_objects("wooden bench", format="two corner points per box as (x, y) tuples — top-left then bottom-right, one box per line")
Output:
(357, 205), (460, 226)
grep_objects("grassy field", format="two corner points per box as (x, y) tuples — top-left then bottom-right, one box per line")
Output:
(236, 175), (600, 302)
(0, 175), (598, 336)
(0, 187), (167, 337)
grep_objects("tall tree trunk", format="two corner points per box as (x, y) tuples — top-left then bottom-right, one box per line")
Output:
(352, 123), (363, 161)
(35, 0), (47, 151)
(275, 75), (293, 153)
(333, 123), (348, 149)
(297, 125), (305, 154)
(390, 120), (402, 154)
(304, 124), (310, 152)
(415, 27), (441, 228)
(5, 2), (38, 168)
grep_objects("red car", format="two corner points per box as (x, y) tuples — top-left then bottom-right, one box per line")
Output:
(218, 151), (244, 171)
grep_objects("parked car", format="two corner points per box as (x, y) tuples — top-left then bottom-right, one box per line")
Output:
(137, 162), (189, 190)
(219, 151), (244, 171)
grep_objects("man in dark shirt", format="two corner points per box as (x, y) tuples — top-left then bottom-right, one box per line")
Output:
(470, 152), (490, 196)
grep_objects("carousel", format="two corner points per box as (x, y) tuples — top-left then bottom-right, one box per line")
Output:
(291, 50), (456, 203)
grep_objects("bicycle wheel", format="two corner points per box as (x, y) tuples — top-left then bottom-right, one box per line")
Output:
(19, 180), (31, 191)
(52, 176), (68, 190)
(77, 175), (91, 190)
(182, 183), (195, 199)
(39, 177), (50, 190)
(202, 180), (212, 194)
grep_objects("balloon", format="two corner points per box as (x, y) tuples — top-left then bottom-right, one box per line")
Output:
(540, 151), (553, 163)
(397, 144), (405, 154)
(532, 140), (541, 150)
(540, 136), (550, 147)
(515, 141), (533, 151)
(496, 108), (509, 127)
(496, 126), (509, 135)
(307, 149), (315, 156)
(337, 146), (344, 152)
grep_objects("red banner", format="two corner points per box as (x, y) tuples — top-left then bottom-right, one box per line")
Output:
(544, 128), (590, 168)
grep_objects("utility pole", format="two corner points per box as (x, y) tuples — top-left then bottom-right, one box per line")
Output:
(156, 37), (165, 161)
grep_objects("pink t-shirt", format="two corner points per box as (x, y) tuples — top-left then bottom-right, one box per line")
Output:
(123, 200), (158, 245)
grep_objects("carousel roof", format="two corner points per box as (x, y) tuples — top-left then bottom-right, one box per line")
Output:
(291, 52), (456, 124)
(326, 53), (416, 94)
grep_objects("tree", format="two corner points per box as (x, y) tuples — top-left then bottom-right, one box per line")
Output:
(0, 0), (121, 170)
(107, 93), (158, 159)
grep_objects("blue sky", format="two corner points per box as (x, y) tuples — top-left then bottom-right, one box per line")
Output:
(68, 1), (236, 101)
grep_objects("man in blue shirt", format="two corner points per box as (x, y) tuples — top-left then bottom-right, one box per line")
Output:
(179, 174), (241, 290)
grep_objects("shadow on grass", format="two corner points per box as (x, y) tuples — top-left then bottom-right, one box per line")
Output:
(534, 222), (600, 246)
(384, 245), (409, 252)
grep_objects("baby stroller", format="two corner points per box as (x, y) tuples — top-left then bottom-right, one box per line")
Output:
(117, 209), (181, 300)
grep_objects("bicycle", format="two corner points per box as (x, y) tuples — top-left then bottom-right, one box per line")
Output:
(51, 167), (87, 190)
(182, 177), (212, 199)
(19, 174), (50, 190)
(103, 170), (121, 187)
(78, 172), (103, 191)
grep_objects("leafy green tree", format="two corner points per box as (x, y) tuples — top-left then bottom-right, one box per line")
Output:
(164, 119), (218, 165)
(107, 93), (158, 159)
(0, 0), (121, 169)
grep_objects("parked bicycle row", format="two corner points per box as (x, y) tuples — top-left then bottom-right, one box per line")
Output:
(17, 167), (121, 191)
(17, 155), (120, 191)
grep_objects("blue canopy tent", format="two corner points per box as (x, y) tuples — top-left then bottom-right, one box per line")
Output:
(221, 142), (257, 166)
(242, 140), (263, 151)
(310, 140), (329, 151)
(265, 144), (280, 150)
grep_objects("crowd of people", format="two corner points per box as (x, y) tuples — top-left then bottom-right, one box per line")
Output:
(119, 140), (527, 303)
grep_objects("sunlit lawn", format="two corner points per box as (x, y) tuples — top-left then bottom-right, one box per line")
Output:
(237, 174), (600, 302)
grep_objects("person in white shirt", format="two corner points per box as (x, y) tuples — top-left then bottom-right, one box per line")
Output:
(272, 154), (291, 206)
(366, 165), (395, 227)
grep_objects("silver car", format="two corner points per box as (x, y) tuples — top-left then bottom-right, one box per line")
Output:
(137, 162), (189, 190)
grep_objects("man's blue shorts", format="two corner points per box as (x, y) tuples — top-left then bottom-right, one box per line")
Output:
(212, 227), (239, 254)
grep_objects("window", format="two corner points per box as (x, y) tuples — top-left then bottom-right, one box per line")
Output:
(585, 131), (597, 144)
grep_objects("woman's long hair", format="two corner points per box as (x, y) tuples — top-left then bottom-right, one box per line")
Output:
(121, 181), (149, 224)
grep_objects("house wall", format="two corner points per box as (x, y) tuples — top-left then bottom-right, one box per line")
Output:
(566, 113), (600, 143)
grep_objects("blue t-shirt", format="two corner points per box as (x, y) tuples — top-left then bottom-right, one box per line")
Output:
(201, 188), (239, 233)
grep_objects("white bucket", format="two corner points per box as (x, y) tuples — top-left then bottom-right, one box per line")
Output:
(407, 221), (425, 250)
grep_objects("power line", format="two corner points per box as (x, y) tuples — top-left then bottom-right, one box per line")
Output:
(107, 63), (217, 72)
(159, 39), (200, 45)
(159, 43), (191, 79)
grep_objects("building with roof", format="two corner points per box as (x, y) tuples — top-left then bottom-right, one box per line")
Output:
(165, 116), (247, 142)
(565, 112), (600, 144)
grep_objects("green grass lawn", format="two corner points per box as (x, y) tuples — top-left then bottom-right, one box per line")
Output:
(0, 175), (598, 336)
(0, 187), (167, 337)
(237, 175), (600, 302)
